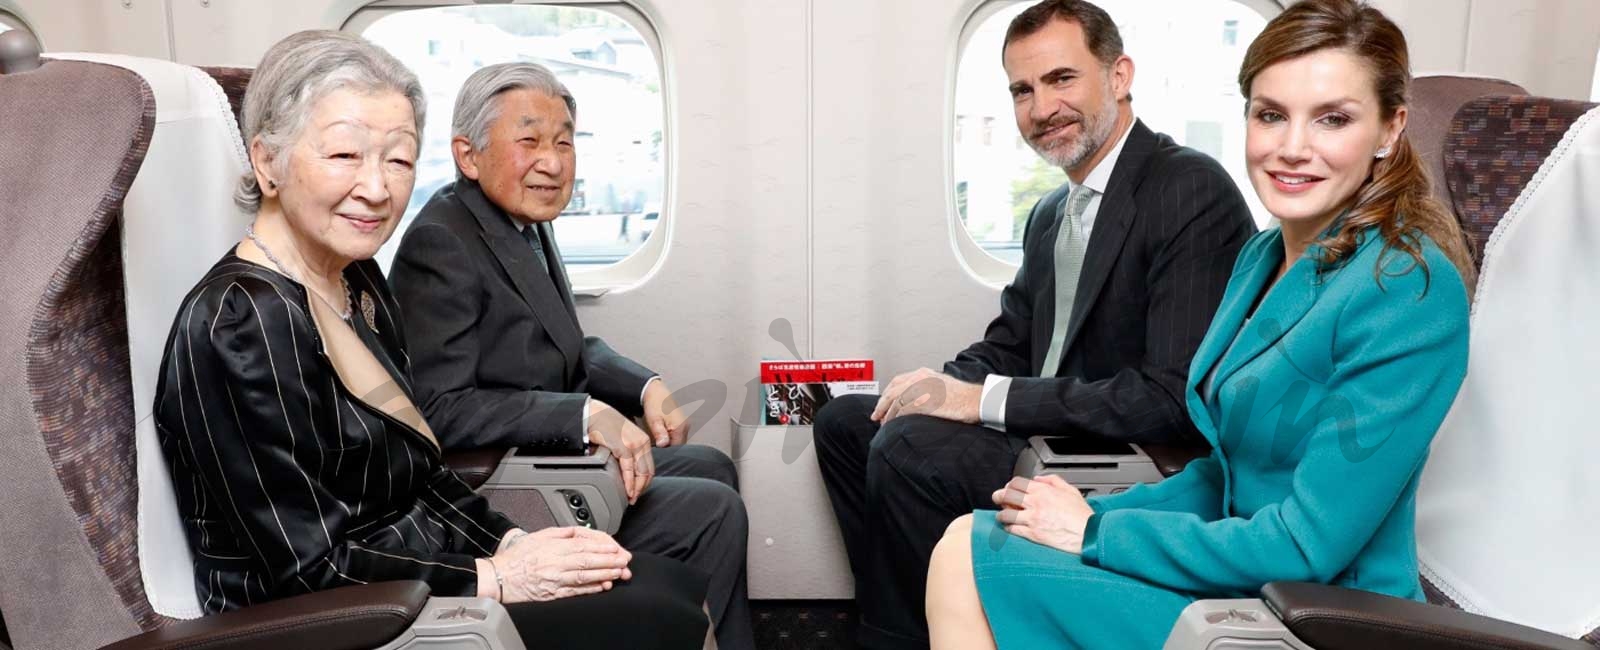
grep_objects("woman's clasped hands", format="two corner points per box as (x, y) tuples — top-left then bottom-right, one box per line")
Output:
(992, 474), (1097, 555)
(479, 526), (634, 603)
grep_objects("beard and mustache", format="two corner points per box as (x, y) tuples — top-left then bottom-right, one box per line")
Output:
(1025, 82), (1120, 171)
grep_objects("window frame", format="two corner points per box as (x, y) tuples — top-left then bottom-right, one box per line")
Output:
(947, 0), (1280, 286)
(344, 0), (673, 296)
(0, 2), (41, 47)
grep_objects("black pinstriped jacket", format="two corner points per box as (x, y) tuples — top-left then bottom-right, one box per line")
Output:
(945, 120), (1256, 444)
(153, 251), (514, 613)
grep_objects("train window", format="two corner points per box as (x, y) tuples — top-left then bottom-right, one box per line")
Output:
(358, 4), (666, 289)
(0, 9), (39, 45)
(954, 0), (1272, 269)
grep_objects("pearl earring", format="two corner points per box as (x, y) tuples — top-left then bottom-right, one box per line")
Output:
(1375, 147), (1390, 159)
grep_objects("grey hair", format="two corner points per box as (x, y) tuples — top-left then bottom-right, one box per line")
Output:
(452, 62), (577, 155)
(235, 30), (426, 212)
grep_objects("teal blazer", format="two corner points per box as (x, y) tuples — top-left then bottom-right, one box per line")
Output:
(1079, 226), (1469, 600)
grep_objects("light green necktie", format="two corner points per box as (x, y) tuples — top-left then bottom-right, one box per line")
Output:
(1040, 184), (1095, 377)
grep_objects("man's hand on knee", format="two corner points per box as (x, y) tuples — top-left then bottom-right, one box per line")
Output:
(589, 399), (657, 503)
(642, 379), (690, 448)
(871, 368), (982, 425)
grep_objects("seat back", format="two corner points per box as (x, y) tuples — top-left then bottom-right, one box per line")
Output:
(1441, 95), (1594, 267)
(54, 53), (254, 621)
(1409, 75), (1528, 239)
(199, 66), (251, 125)
(0, 57), (160, 649)
(1415, 95), (1600, 644)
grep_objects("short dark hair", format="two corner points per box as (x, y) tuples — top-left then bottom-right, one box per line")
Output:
(1002, 0), (1125, 68)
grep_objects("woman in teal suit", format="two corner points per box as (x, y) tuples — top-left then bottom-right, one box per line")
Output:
(925, 1), (1480, 648)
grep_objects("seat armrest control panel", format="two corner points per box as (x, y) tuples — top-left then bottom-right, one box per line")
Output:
(1013, 435), (1166, 496)
(482, 447), (628, 535)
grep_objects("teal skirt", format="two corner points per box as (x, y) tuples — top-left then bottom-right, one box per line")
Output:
(970, 510), (1195, 649)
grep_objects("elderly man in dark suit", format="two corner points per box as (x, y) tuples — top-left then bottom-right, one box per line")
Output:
(389, 62), (752, 650)
(813, 1), (1257, 647)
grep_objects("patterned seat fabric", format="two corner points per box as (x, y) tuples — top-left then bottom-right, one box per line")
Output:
(1443, 95), (1599, 266)
(0, 59), (164, 649)
(1410, 76), (1527, 214)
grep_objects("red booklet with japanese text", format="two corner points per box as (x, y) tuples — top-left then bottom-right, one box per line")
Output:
(760, 360), (879, 425)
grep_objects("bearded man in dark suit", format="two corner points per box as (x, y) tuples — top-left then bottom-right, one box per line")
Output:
(813, 2), (1257, 647)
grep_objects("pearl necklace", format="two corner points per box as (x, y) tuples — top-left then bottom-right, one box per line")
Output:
(245, 224), (353, 321)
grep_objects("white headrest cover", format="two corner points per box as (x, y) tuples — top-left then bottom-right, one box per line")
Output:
(52, 53), (252, 619)
(1417, 105), (1600, 638)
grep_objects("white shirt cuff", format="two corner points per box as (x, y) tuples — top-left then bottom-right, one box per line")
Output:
(581, 396), (591, 446)
(639, 375), (662, 407)
(980, 374), (1011, 432)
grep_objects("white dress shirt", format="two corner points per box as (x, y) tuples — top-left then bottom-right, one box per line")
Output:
(978, 117), (1136, 432)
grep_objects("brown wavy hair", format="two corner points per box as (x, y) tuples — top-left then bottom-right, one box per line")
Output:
(1239, 0), (1476, 290)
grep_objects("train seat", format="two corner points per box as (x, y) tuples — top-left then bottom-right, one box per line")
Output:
(1410, 74), (1530, 229)
(0, 51), (524, 649)
(49, 49), (258, 623)
(1162, 93), (1600, 649)
(1413, 92), (1600, 643)
(0, 45), (165, 650)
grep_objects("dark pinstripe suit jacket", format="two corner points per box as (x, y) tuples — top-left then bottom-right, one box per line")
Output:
(154, 253), (515, 613)
(944, 120), (1255, 444)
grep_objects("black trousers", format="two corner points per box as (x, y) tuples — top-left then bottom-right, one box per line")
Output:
(815, 395), (1030, 650)
(616, 444), (753, 650)
(506, 551), (709, 648)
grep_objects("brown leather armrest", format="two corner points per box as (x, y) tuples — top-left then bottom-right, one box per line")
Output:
(100, 581), (430, 650)
(443, 447), (511, 490)
(1138, 441), (1210, 477)
(1262, 581), (1593, 650)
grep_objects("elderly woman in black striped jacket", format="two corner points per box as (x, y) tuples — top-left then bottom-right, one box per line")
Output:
(152, 30), (709, 648)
